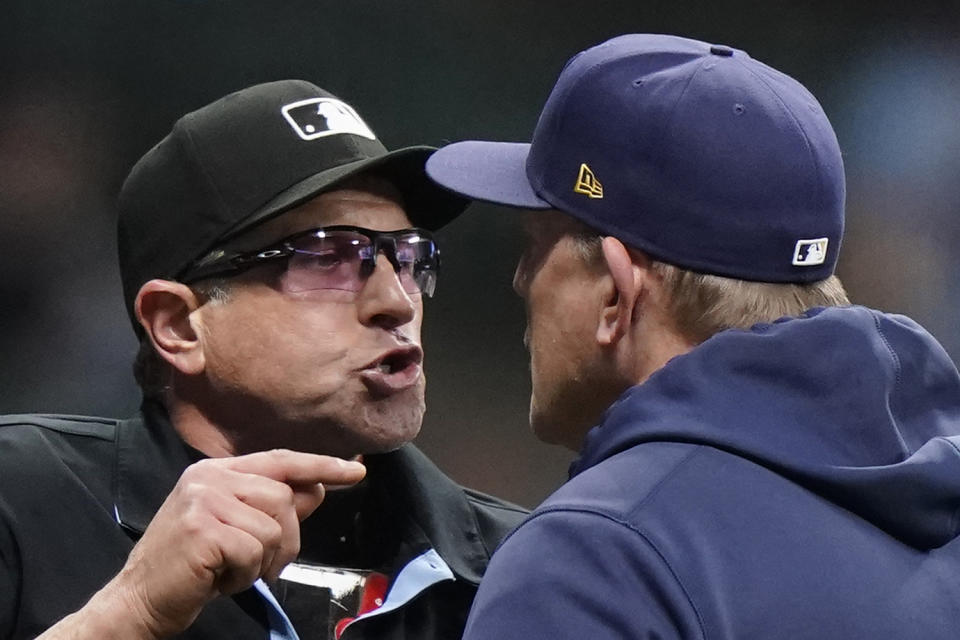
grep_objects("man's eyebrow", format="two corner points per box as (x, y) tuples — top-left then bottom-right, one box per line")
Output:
(221, 223), (317, 253)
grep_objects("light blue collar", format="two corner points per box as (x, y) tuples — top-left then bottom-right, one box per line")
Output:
(253, 548), (454, 639)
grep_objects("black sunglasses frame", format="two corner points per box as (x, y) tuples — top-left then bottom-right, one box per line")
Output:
(180, 225), (440, 296)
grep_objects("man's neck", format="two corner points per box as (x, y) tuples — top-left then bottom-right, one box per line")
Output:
(629, 315), (696, 387)
(165, 399), (238, 458)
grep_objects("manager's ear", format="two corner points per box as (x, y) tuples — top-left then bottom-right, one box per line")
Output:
(135, 280), (206, 375)
(597, 237), (650, 346)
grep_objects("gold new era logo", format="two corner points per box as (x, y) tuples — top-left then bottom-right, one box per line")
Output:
(574, 163), (603, 199)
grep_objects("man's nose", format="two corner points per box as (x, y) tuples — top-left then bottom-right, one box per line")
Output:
(357, 254), (417, 329)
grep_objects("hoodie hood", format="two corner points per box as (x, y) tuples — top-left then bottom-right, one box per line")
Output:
(573, 305), (960, 550)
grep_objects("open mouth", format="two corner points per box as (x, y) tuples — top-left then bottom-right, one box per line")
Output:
(360, 346), (423, 395)
(373, 348), (421, 374)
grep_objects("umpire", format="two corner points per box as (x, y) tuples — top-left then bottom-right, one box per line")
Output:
(1, 80), (525, 640)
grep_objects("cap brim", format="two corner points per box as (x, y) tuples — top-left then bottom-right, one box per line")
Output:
(425, 141), (552, 210)
(229, 145), (469, 237)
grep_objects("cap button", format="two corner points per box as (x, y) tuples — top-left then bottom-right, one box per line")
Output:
(710, 44), (734, 57)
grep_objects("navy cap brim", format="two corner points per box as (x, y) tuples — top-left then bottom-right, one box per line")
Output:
(426, 141), (553, 210)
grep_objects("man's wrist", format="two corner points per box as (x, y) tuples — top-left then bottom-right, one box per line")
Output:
(36, 577), (162, 640)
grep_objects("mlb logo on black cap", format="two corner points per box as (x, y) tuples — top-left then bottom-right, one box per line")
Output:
(281, 98), (377, 141)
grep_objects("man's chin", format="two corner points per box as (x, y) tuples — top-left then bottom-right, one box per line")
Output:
(324, 424), (419, 459)
(340, 400), (425, 456)
(530, 404), (584, 451)
(237, 409), (423, 459)
(529, 406), (559, 444)
(264, 426), (420, 459)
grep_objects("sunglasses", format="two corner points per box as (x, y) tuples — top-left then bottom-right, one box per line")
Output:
(180, 225), (440, 297)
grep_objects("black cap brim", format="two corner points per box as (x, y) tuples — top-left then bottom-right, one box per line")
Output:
(226, 145), (469, 239)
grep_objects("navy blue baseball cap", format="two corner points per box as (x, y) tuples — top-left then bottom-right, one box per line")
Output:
(426, 34), (845, 282)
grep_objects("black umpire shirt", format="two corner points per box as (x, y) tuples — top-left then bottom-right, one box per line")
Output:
(0, 401), (527, 639)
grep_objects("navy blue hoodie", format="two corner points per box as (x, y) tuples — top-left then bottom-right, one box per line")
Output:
(463, 306), (960, 639)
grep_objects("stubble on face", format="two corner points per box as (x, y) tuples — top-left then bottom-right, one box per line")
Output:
(516, 211), (621, 451)
(182, 180), (427, 458)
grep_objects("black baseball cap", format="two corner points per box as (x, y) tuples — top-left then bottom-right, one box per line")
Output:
(118, 79), (467, 324)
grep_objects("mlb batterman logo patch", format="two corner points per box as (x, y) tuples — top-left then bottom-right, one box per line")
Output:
(574, 163), (604, 199)
(792, 238), (828, 266)
(281, 98), (377, 141)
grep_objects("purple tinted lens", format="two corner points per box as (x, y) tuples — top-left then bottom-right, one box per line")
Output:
(283, 232), (366, 293)
(394, 237), (436, 294)
(281, 231), (432, 295)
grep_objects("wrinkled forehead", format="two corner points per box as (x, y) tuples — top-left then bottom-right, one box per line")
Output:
(223, 175), (410, 252)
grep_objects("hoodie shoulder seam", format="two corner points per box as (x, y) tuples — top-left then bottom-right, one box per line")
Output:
(523, 504), (708, 638)
(627, 445), (705, 519)
(942, 437), (960, 537)
(871, 311), (911, 456)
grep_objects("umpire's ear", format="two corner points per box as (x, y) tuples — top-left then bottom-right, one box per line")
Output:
(135, 280), (206, 375)
(596, 237), (652, 346)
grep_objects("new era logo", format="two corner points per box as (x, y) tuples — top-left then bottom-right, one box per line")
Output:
(573, 163), (603, 199)
(792, 238), (828, 266)
(281, 98), (377, 141)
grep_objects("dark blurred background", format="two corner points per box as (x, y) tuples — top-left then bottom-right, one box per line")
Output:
(2, 1), (959, 508)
